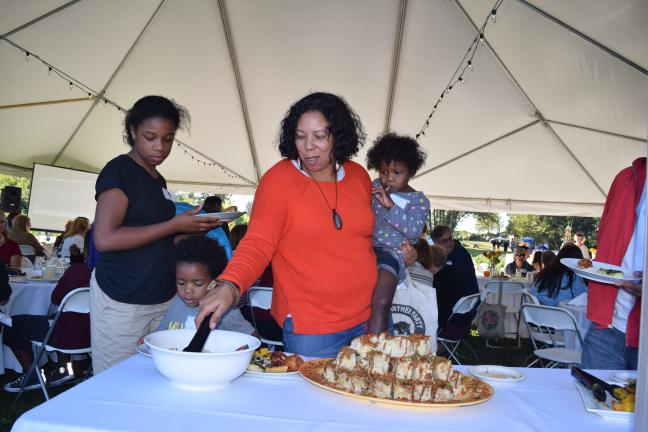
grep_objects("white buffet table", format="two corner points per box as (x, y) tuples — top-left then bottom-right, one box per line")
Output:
(12, 354), (632, 432)
(1, 279), (57, 373)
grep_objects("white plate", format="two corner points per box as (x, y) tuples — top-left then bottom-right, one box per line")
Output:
(560, 258), (640, 284)
(573, 381), (632, 421)
(195, 211), (245, 223)
(468, 365), (524, 383)
(610, 371), (637, 385)
(137, 343), (151, 357)
(244, 352), (304, 378)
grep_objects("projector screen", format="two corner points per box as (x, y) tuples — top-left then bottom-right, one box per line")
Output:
(28, 164), (98, 232)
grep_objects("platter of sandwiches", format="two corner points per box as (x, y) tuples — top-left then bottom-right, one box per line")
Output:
(299, 334), (493, 407)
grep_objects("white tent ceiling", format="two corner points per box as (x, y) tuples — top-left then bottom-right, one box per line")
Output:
(1, 0), (646, 216)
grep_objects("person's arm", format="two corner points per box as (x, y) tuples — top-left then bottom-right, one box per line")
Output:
(29, 234), (46, 256)
(382, 194), (430, 239)
(616, 272), (643, 297)
(93, 188), (221, 252)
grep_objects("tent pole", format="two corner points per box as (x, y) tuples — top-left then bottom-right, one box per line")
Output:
(634, 141), (648, 432)
(383, 0), (407, 133)
(1, 0), (80, 38)
(516, 0), (647, 76)
(51, 0), (168, 166)
(453, 0), (607, 199)
(414, 119), (539, 178)
(0, 98), (91, 110)
(218, 0), (261, 184)
(546, 119), (646, 143)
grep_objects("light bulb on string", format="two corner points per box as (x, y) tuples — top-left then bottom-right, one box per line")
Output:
(25, 52), (30, 61)
(479, 33), (485, 44)
(48, 66), (52, 76)
(491, 10), (497, 23)
(69, 81), (73, 90)
(87, 93), (92, 99)
(458, 76), (467, 84)
(467, 60), (473, 71)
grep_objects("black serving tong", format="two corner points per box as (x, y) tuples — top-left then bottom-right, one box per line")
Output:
(571, 367), (623, 402)
(183, 313), (213, 352)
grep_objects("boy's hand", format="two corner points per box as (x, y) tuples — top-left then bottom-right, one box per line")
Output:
(401, 240), (418, 266)
(372, 184), (394, 209)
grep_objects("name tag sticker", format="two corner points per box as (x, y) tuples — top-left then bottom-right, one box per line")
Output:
(162, 188), (175, 201)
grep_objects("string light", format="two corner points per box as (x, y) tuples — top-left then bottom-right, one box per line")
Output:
(1, 34), (255, 184)
(415, 0), (503, 140)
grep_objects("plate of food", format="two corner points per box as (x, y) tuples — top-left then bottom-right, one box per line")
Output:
(560, 258), (640, 284)
(610, 371), (637, 385)
(468, 365), (524, 383)
(573, 381), (634, 421)
(195, 211), (245, 223)
(299, 334), (493, 407)
(245, 348), (304, 378)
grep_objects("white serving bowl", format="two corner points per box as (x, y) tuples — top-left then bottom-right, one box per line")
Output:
(144, 329), (260, 390)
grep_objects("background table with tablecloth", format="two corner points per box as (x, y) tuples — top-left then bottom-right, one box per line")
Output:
(0, 279), (57, 373)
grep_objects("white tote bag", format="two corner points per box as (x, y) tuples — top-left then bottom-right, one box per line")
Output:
(390, 266), (438, 353)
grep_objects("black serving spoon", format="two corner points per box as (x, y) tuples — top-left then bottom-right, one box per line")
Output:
(183, 313), (213, 352)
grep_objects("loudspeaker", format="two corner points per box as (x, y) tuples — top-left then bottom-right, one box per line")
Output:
(1, 186), (21, 212)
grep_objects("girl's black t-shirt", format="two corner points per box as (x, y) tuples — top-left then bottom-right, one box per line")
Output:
(94, 154), (176, 305)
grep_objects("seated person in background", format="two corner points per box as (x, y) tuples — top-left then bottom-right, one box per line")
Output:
(203, 195), (230, 238)
(229, 224), (248, 251)
(429, 244), (476, 329)
(6, 211), (20, 231)
(530, 244), (587, 306)
(541, 250), (556, 268)
(431, 225), (478, 295)
(0, 213), (21, 268)
(574, 230), (590, 259)
(531, 250), (543, 273)
(8, 215), (46, 260)
(505, 247), (534, 276)
(0, 261), (11, 305)
(2, 245), (91, 392)
(53, 220), (73, 254)
(60, 217), (90, 258)
(155, 236), (255, 335)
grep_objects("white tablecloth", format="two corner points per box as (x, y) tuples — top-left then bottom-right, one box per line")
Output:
(12, 355), (632, 432)
(0, 279), (57, 373)
(477, 275), (533, 339)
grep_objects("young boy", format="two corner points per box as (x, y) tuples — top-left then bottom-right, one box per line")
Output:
(157, 236), (254, 334)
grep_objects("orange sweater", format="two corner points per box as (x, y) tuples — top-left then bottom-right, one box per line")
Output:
(220, 160), (377, 334)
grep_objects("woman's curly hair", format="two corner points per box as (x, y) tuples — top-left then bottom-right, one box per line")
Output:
(175, 235), (227, 279)
(278, 92), (365, 163)
(123, 95), (190, 147)
(366, 133), (427, 175)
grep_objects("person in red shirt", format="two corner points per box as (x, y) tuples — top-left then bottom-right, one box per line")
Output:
(0, 213), (21, 268)
(197, 92), (379, 357)
(3, 245), (91, 393)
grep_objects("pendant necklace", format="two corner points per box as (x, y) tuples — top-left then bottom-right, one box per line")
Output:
(299, 159), (342, 230)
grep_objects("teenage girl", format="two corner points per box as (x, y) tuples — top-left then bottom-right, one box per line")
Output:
(366, 133), (430, 334)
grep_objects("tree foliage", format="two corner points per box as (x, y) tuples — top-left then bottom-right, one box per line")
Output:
(474, 212), (501, 234)
(431, 210), (469, 231)
(507, 214), (599, 249)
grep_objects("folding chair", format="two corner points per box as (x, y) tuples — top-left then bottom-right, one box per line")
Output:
(20, 256), (33, 269)
(482, 281), (525, 348)
(437, 293), (481, 365)
(19, 244), (35, 257)
(247, 286), (283, 349)
(520, 304), (582, 368)
(16, 287), (91, 401)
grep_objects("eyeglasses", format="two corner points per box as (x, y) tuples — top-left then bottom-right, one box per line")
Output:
(516, 253), (526, 257)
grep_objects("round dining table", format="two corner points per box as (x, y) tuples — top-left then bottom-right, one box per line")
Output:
(0, 277), (57, 373)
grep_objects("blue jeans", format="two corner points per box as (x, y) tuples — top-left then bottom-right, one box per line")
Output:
(580, 323), (638, 370)
(282, 318), (366, 358)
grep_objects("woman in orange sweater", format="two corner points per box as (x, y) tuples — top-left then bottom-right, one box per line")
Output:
(197, 92), (378, 357)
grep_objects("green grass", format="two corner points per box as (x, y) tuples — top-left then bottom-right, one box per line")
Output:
(0, 340), (536, 430)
